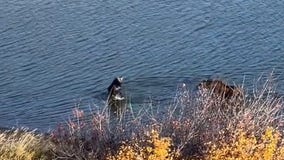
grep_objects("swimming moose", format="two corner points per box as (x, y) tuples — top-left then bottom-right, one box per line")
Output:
(198, 79), (244, 102)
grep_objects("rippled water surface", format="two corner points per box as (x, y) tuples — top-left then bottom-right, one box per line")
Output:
(1, 0), (284, 131)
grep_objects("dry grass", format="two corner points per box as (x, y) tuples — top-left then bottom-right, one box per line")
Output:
(0, 129), (50, 160)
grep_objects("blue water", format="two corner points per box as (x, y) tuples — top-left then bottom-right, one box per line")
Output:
(0, 0), (284, 131)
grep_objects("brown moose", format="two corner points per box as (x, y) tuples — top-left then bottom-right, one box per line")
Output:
(198, 79), (244, 100)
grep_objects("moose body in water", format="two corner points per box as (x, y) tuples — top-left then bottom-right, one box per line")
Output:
(107, 77), (126, 114)
(198, 79), (245, 113)
(198, 79), (244, 100)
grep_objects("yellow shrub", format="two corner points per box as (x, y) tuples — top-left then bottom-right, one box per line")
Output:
(108, 130), (177, 160)
(0, 129), (48, 160)
(206, 127), (284, 160)
(147, 130), (173, 160)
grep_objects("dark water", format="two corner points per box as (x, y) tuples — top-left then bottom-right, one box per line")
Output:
(1, 0), (284, 131)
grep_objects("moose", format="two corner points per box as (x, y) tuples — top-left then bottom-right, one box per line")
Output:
(198, 79), (244, 100)
(107, 77), (125, 114)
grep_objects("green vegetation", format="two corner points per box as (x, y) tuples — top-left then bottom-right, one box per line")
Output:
(1, 77), (284, 160)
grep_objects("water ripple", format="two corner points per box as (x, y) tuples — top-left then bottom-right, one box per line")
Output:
(0, 0), (283, 131)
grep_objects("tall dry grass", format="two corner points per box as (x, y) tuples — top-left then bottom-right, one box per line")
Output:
(0, 129), (51, 160)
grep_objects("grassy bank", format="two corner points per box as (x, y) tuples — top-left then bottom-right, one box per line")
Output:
(1, 78), (284, 160)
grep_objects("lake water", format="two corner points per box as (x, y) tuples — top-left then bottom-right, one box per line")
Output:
(0, 0), (284, 131)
